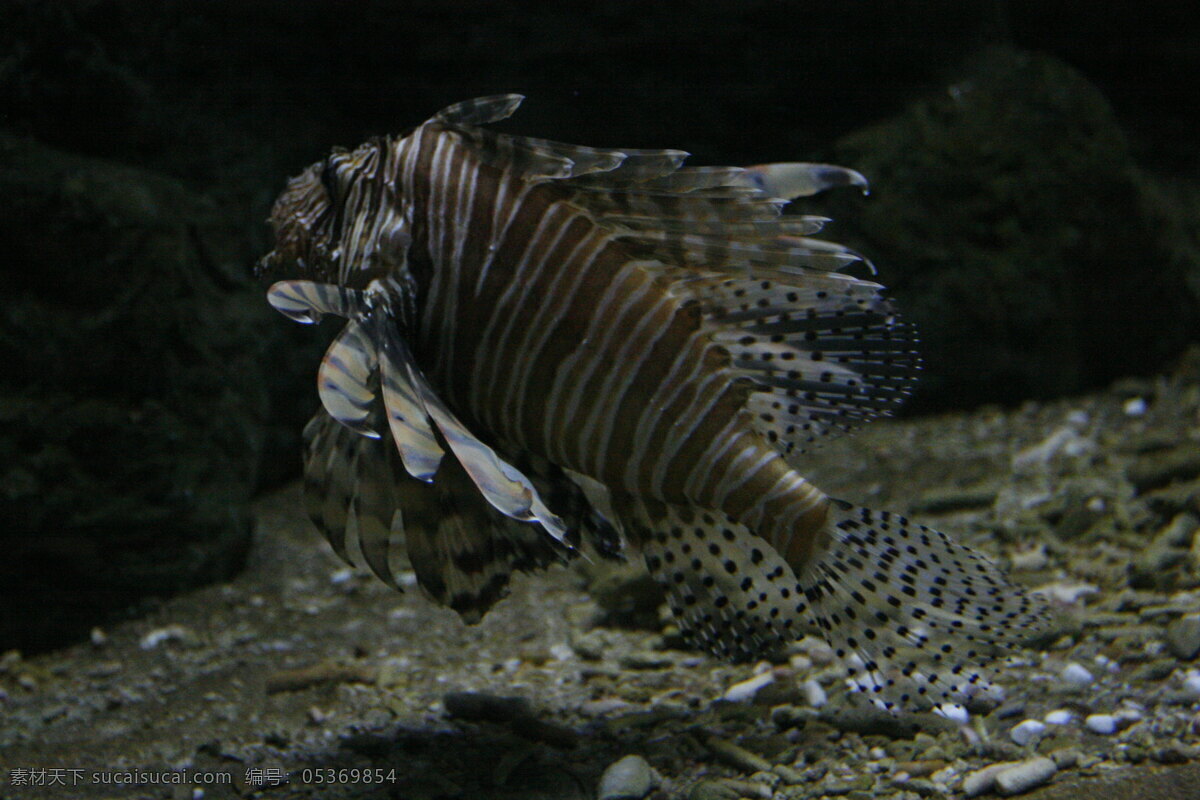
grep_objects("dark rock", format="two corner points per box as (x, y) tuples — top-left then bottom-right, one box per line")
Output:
(1128, 450), (1200, 493)
(0, 135), (315, 652)
(829, 48), (1200, 412)
(1165, 615), (1200, 661)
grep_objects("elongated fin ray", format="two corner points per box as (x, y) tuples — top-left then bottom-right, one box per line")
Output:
(317, 320), (380, 438)
(377, 326), (445, 480)
(267, 279), (363, 323)
(605, 215), (830, 239)
(738, 163), (869, 199)
(435, 94), (525, 126)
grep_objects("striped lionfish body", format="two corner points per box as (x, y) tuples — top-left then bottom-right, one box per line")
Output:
(259, 96), (1047, 711)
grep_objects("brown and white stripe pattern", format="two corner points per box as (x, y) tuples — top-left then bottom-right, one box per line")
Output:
(260, 96), (1048, 711)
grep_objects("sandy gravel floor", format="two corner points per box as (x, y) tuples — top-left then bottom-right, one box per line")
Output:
(3, 351), (1200, 800)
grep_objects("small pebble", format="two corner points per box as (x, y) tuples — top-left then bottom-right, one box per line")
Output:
(723, 671), (775, 702)
(1084, 713), (1117, 734)
(90, 627), (108, 647)
(1181, 670), (1200, 698)
(1035, 582), (1099, 606)
(1043, 709), (1073, 725)
(994, 756), (1056, 796)
(139, 625), (193, 650)
(1010, 719), (1046, 746)
(802, 678), (827, 708)
(598, 754), (657, 800)
(1123, 397), (1147, 416)
(1009, 544), (1049, 571)
(1059, 662), (1094, 687)
(935, 703), (969, 724)
(329, 567), (355, 585)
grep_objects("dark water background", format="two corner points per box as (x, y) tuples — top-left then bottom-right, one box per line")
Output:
(1, 0), (1198, 651)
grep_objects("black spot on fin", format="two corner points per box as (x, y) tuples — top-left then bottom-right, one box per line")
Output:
(798, 500), (1051, 711)
(627, 500), (803, 663)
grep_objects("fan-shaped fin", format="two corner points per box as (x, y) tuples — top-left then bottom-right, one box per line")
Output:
(799, 501), (1049, 711)
(350, 433), (402, 584)
(685, 273), (920, 453)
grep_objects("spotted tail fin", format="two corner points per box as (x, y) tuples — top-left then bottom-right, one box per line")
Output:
(629, 497), (1048, 711)
(798, 501), (1049, 710)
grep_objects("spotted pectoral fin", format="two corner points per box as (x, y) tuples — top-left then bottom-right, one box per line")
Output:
(400, 455), (569, 623)
(624, 499), (804, 662)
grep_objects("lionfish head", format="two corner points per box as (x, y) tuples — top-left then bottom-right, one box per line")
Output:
(256, 160), (336, 282)
(256, 141), (408, 288)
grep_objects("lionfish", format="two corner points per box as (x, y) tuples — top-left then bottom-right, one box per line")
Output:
(258, 95), (1046, 711)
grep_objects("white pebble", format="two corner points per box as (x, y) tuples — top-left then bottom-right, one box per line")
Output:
(1009, 544), (1049, 571)
(802, 678), (827, 708)
(598, 754), (657, 800)
(548, 642), (574, 661)
(1066, 409), (1090, 427)
(935, 703), (970, 724)
(1085, 713), (1117, 734)
(994, 756), (1056, 795)
(1114, 707), (1143, 725)
(1123, 397), (1147, 416)
(1043, 709), (1073, 725)
(139, 624), (191, 650)
(329, 567), (355, 585)
(1033, 581), (1099, 606)
(1010, 719), (1047, 746)
(1181, 670), (1200, 698)
(1060, 662), (1094, 687)
(723, 670), (775, 702)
